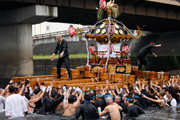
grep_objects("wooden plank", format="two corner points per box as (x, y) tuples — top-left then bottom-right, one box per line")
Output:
(12, 75), (56, 82)
(54, 79), (92, 86)
(52, 67), (67, 76)
(99, 73), (109, 81)
(114, 74), (123, 82)
(83, 71), (95, 78)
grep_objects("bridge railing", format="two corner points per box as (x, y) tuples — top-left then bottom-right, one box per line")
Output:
(33, 26), (91, 40)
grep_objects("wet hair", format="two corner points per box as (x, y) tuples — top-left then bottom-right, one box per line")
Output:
(133, 93), (140, 99)
(166, 89), (172, 95)
(149, 42), (155, 45)
(89, 93), (95, 100)
(29, 93), (35, 99)
(84, 94), (91, 102)
(96, 93), (103, 98)
(25, 80), (29, 86)
(51, 90), (58, 98)
(41, 82), (45, 86)
(34, 89), (40, 95)
(160, 91), (166, 97)
(119, 94), (123, 99)
(9, 86), (15, 93)
(68, 95), (77, 103)
(126, 94), (133, 103)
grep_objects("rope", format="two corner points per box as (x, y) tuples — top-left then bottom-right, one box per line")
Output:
(97, 67), (100, 80)
(105, 17), (112, 72)
(123, 74), (125, 83)
(109, 73), (111, 82)
(143, 71), (146, 79)
(158, 71), (164, 85)
(85, 39), (91, 71)
(112, 73), (114, 83)
(146, 71), (150, 79)
(126, 74), (130, 84)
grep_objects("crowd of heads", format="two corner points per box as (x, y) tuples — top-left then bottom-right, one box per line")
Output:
(0, 75), (180, 119)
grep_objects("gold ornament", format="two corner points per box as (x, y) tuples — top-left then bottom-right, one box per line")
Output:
(125, 65), (132, 73)
(119, 30), (123, 35)
(123, 26), (126, 31)
(117, 67), (125, 72)
(100, 24), (105, 29)
(115, 24), (119, 29)
(101, 29), (106, 34)
(92, 25), (96, 30)
(96, 29), (101, 34)
(115, 30), (119, 35)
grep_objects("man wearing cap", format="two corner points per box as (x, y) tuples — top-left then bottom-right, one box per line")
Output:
(124, 94), (145, 117)
(51, 35), (72, 80)
(94, 93), (106, 111)
(133, 93), (143, 108)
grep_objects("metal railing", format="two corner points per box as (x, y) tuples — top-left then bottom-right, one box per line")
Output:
(33, 26), (91, 40)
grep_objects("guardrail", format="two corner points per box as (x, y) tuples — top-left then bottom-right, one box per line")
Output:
(33, 27), (91, 40)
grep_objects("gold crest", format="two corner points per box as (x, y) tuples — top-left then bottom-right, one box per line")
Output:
(117, 67), (125, 72)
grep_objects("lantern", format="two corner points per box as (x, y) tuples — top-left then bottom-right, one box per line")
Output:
(99, 0), (106, 10)
(110, 44), (114, 54)
(108, 25), (115, 36)
(69, 25), (75, 37)
(122, 44), (129, 54)
(89, 45), (95, 54)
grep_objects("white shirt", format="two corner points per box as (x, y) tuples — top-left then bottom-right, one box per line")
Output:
(5, 94), (27, 119)
(0, 96), (6, 112)
(169, 98), (177, 107)
(164, 95), (177, 107)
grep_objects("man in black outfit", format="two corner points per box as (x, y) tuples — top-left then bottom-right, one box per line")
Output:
(51, 35), (72, 80)
(75, 94), (99, 120)
(137, 42), (161, 70)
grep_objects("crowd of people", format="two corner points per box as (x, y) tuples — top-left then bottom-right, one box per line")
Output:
(0, 76), (180, 120)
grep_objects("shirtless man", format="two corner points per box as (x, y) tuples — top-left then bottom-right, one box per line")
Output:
(98, 96), (122, 120)
(63, 87), (82, 116)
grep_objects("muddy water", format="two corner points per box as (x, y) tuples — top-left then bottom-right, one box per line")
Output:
(0, 105), (180, 120)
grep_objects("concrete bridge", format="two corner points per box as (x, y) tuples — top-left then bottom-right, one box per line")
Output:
(0, 0), (180, 79)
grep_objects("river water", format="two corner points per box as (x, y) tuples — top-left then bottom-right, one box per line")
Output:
(0, 105), (180, 120)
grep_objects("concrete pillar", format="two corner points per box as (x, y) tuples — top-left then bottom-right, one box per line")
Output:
(0, 24), (33, 78)
(0, 5), (57, 79)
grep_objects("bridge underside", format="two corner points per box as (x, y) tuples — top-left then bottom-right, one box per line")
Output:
(50, 6), (180, 33)
(0, 1), (180, 32)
